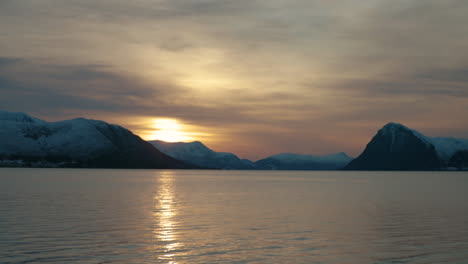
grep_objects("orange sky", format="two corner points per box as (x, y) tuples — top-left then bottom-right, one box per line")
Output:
(1, 0), (468, 160)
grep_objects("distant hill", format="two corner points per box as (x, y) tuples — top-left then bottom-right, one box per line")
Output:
(254, 152), (352, 170)
(150, 140), (353, 170)
(0, 110), (194, 169)
(344, 122), (468, 170)
(149, 140), (255, 169)
(3, 111), (467, 171)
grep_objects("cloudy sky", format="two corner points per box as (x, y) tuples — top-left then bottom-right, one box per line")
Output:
(1, 0), (468, 159)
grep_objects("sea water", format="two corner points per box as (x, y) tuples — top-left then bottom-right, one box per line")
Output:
(1, 168), (468, 263)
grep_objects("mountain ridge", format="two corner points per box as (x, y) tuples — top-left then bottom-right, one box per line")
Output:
(254, 152), (352, 170)
(0, 110), (195, 169)
(150, 140), (353, 170)
(1, 111), (467, 170)
(149, 140), (255, 169)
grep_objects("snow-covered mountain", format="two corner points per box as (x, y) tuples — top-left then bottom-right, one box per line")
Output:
(254, 152), (352, 170)
(344, 122), (468, 170)
(4, 112), (465, 171)
(149, 140), (255, 169)
(0, 111), (194, 169)
(149, 140), (354, 170)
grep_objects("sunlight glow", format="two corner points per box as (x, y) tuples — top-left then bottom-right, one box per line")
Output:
(150, 118), (193, 142)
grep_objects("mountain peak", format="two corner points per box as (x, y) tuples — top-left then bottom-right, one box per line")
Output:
(0, 111), (193, 169)
(345, 122), (442, 170)
(190, 140), (206, 147)
(381, 122), (410, 132)
(148, 140), (254, 169)
(0, 110), (43, 124)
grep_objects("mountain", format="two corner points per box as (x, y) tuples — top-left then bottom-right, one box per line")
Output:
(431, 138), (468, 169)
(344, 122), (468, 170)
(150, 140), (353, 170)
(0, 111), (194, 169)
(149, 140), (255, 169)
(254, 152), (352, 170)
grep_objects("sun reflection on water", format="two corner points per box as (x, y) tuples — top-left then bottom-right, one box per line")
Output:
(154, 171), (181, 263)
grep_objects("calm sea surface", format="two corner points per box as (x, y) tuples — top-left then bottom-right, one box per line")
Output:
(1, 169), (468, 264)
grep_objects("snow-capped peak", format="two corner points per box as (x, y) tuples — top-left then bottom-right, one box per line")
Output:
(380, 122), (433, 146)
(0, 110), (191, 168)
(149, 140), (254, 169)
(431, 137), (468, 161)
(376, 122), (468, 165)
(0, 110), (45, 124)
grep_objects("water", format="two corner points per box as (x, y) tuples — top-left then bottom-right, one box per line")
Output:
(1, 169), (468, 264)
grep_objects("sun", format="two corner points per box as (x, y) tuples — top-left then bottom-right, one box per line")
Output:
(150, 118), (193, 142)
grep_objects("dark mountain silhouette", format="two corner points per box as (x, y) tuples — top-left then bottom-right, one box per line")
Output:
(345, 123), (468, 170)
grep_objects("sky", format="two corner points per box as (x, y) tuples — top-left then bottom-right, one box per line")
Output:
(1, 0), (468, 160)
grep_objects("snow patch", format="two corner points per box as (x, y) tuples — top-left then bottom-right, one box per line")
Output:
(380, 122), (433, 148)
(380, 122), (468, 163)
(431, 137), (468, 161)
(0, 110), (133, 158)
(149, 140), (253, 169)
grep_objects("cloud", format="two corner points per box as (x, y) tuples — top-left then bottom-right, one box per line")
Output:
(0, 58), (174, 114)
(416, 68), (468, 84)
(0, 57), (22, 68)
(0, 57), (258, 125)
(1, 1), (468, 158)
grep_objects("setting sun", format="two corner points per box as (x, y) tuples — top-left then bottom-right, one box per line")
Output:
(150, 118), (193, 142)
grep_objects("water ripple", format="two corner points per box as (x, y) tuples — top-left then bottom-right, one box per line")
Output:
(1, 169), (468, 263)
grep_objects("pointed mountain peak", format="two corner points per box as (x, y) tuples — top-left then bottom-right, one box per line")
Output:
(379, 122), (432, 145)
(344, 122), (441, 170)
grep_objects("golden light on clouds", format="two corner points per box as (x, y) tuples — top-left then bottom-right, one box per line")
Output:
(150, 118), (194, 142)
(3, 1), (468, 159)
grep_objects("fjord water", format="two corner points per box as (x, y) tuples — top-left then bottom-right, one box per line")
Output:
(1, 169), (468, 264)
